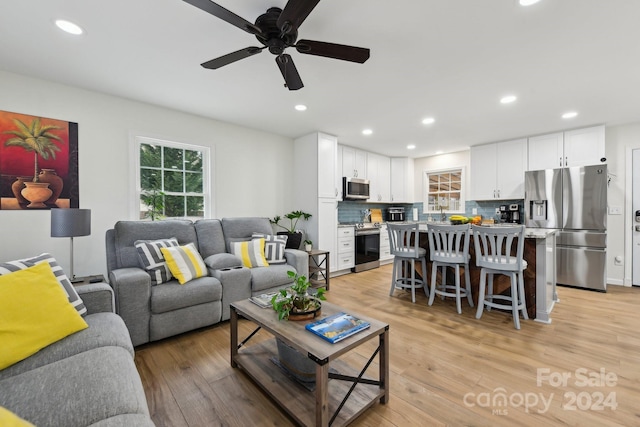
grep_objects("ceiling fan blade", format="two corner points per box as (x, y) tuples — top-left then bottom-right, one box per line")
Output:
(276, 54), (304, 91)
(277, 0), (321, 34)
(183, 0), (261, 35)
(296, 39), (370, 63)
(201, 47), (264, 69)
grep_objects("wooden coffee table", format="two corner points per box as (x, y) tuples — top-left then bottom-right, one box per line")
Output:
(230, 299), (389, 427)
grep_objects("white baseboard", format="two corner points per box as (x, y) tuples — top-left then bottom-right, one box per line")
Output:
(607, 278), (626, 286)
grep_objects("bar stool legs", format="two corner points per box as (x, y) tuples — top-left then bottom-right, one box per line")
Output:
(476, 268), (528, 329)
(389, 256), (428, 303)
(428, 263), (473, 314)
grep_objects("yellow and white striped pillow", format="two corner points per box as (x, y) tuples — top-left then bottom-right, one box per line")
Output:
(231, 239), (269, 268)
(160, 243), (207, 285)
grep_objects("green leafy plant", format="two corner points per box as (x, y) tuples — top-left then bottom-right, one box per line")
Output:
(270, 210), (312, 233)
(3, 118), (64, 182)
(140, 173), (165, 220)
(271, 271), (326, 320)
(304, 239), (312, 245)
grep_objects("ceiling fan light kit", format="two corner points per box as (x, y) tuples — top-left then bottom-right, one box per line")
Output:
(183, 0), (370, 90)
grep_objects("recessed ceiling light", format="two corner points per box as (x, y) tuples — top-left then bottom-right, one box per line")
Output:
(294, 104), (307, 111)
(422, 117), (435, 125)
(500, 95), (517, 104)
(519, 0), (541, 6)
(407, 144), (416, 150)
(55, 19), (84, 35)
(562, 111), (578, 119)
(362, 129), (373, 136)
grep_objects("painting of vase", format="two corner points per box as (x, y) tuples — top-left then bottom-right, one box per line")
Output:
(0, 110), (79, 210)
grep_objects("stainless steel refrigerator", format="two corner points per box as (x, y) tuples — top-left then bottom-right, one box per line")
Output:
(525, 165), (607, 291)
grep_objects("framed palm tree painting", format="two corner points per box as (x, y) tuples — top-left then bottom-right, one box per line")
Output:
(0, 110), (79, 210)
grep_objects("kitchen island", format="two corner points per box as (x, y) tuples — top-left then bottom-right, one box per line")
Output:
(416, 225), (558, 322)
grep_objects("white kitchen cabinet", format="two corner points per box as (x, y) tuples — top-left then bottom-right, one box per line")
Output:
(366, 152), (391, 202)
(294, 133), (338, 269)
(527, 125), (605, 171)
(470, 138), (527, 200)
(379, 224), (393, 263)
(341, 145), (367, 178)
(390, 157), (414, 203)
(336, 226), (355, 271)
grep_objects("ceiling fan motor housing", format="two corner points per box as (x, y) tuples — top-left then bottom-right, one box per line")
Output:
(255, 7), (298, 55)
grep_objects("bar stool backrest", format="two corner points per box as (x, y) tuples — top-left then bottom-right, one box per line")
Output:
(471, 225), (526, 272)
(427, 223), (470, 264)
(387, 223), (421, 258)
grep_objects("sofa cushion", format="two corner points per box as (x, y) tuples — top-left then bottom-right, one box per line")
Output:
(252, 233), (287, 264)
(194, 219), (226, 259)
(150, 276), (221, 314)
(203, 253), (242, 270)
(161, 243), (208, 284)
(231, 239), (269, 268)
(0, 346), (150, 427)
(0, 312), (133, 382)
(0, 263), (88, 370)
(135, 237), (179, 285)
(0, 253), (87, 316)
(221, 217), (273, 249)
(250, 264), (296, 292)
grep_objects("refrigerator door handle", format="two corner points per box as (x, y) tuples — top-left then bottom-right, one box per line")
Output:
(559, 157), (562, 167)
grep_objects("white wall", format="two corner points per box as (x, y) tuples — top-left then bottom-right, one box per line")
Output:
(412, 150), (470, 204)
(0, 71), (294, 277)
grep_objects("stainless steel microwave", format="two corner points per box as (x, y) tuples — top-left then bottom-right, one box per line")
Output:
(343, 177), (370, 200)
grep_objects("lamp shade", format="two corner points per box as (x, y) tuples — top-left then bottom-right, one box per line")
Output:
(51, 209), (91, 238)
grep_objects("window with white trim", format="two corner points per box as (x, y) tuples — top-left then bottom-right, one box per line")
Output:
(134, 136), (211, 220)
(424, 167), (465, 213)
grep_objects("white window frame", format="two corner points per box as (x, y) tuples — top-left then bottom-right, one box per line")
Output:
(130, 134), (212, 220)
(423, 166), (466, 214)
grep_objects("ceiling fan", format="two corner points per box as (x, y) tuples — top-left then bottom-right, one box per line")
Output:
(183, 0), (370, 90)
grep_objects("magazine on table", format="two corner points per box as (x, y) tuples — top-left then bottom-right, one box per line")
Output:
(305, 312), (370, 344)
(250, 292), (285, 308)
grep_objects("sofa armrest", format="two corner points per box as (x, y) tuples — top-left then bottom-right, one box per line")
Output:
(75, 282), (115, 314)
(108, 268), (152, 347)
(284, 249), (309, 277)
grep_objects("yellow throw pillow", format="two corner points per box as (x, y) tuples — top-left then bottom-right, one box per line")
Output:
(0, 262), (88, 370)
(0, 407), (35, 427)
(160, 243), (208, 285)
(231, 239), (269, 268)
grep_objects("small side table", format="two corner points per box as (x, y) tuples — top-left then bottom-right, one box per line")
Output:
(71, 274), (106, 286)
(308, 249), (330, 290)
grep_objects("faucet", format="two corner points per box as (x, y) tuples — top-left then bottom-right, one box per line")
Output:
(440, 206), (446, 222)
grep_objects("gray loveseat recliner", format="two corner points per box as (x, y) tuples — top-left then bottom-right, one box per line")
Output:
(0, 283), (154, 427)
(105, 217), (308, 347)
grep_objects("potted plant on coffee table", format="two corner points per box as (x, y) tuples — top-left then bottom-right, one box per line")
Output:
(270, 210), (312, 249)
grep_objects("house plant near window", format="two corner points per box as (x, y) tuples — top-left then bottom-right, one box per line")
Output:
(304, 239), (313, 252)
(270, 210), (312, 249)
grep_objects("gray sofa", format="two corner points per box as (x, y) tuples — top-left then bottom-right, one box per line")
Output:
(0, 283), (154, 427)
(105, 217), (308, 347)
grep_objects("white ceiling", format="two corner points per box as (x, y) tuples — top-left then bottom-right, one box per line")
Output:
(2, 0), (640, 158)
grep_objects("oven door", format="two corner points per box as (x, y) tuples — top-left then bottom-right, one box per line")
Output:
(353, 231), (380, 272)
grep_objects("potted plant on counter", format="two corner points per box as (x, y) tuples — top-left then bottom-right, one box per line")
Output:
(270, 210), (312, 249)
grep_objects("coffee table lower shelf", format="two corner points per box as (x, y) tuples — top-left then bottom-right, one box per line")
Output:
(234, 338), (384, 427)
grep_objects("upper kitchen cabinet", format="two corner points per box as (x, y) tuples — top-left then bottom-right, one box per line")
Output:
(341, 145), (367, 178)
(294, 132), (338, 199)
(470, 138), (527, 200)
(528, 125), (605, 171)
(390, 157), (415, 203)
(366, 152), (391, 202)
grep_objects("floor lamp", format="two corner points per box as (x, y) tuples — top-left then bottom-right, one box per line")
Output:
(51, 208), (91, 283)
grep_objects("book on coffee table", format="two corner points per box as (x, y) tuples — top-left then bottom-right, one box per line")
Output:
(249, 292), (282, 309)
(305, 312), (370, 344)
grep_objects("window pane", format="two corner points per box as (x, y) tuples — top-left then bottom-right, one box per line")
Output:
(140, 144), (161, 168)
(451, 172), (461, 182)
(164, 170), (184, 192)
(451, 182), (461, 191)
(185, 150), (203, 172)
(441, 173), (451, 183)
(164, 195), (185, 217)
(140, 168), (161, 191)
(429, 175), (439, 184)
(187, 196), (204, 216)
(164, 147), (183, 170)
(185, 171), (203, 193)
(441, 182), (450, 191)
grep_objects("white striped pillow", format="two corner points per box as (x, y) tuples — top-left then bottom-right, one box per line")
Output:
(0, 253), (87, 316)
(252, 233), (287, 264)
(135, 238), (180, 285)
(231, 239), (269, 268)
(160, 243), (208, 285)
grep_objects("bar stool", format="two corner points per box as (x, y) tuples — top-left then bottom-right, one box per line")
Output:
(387, 223), (428, 303)
(472, 225), (528, 329)
(427, 223), (473, 314)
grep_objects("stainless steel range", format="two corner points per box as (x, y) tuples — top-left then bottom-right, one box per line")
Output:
(353, 223), (381, 273)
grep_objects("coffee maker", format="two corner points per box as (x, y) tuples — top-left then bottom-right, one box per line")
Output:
(508, 203), (522, 224)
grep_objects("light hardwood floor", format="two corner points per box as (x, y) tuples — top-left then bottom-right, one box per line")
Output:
(135, 264), (640, 426)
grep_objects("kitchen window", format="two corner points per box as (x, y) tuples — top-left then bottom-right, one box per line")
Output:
(424, 167), (465, 213)
(133, 136), (211, 220)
